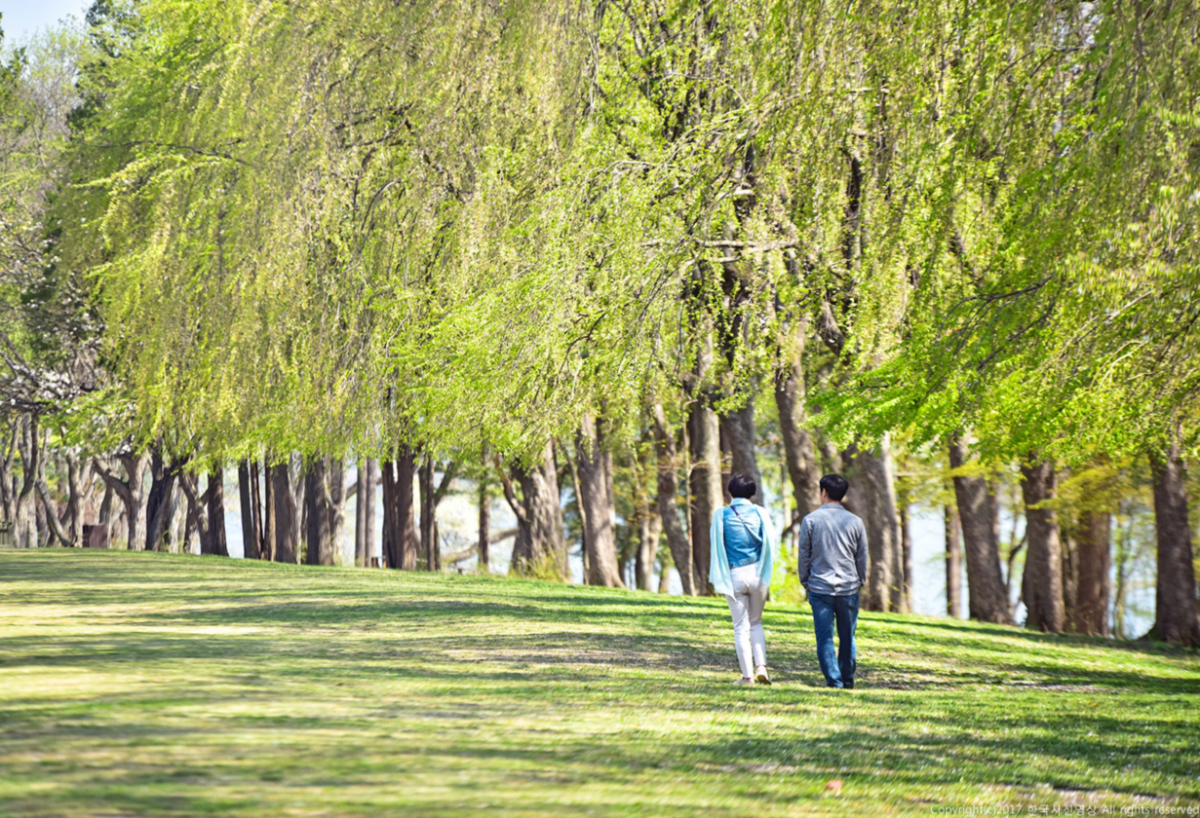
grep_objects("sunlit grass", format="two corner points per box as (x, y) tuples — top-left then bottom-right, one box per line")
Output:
(1, 549), (1197, 816)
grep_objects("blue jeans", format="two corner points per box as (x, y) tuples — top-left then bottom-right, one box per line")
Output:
(809, 592), (858, 688)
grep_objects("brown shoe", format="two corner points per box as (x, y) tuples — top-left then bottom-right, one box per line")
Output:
(754, 667), (771, 685)
(733, 677), (755, 686)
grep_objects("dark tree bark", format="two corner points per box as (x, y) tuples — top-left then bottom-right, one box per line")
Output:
(1020, 459), (1066, 633)
(419, 455), (436, 570)
(945, 504), (962, 618)
(499, 442), (566, 578)
(1148, 442), (1200, 646)
(1075, 511), (1111, 636)
(363, 459), (376, 566)
(688, 400), (722, 595)
(94, 451), (148, 552)
(144, 450), (175, 552)
(651, 403), (695, 595)
(843, 440), (902, 612)
(238, 460), (260, 560)
(949, 436), (1012, 624)
(179, 471), (212, 553)
(1060, 525), (1079, 630)
(145, 471), (178, 554)
(720, 402), (763, 506)
(304, 457), (335, 566)
(478, 462), (490, 572)
(271, 463), (298, 564)
(576, 415), (624, 588)
(775, 348), (821, 526)
(207, 466), (228, 557)
(263, 460), (276, 561)
(381, 448), (418, 570)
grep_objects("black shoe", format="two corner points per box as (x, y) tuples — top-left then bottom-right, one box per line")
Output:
(843, 681), (855, 690)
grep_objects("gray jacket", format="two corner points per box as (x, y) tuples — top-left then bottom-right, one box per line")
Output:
(797, 503), (868, 597)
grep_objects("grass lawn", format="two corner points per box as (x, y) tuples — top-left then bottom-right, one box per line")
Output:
(0, 549), (1197, 817)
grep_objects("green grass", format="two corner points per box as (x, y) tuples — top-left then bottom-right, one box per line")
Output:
(1, 549), (1197, 817)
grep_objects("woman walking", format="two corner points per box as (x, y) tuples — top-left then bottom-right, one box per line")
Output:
(710, 474), (780, 685)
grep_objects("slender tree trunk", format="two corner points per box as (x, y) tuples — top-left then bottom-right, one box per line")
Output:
(576, 415), (624, 588)
(636, 499), (661, 592)
(1075, 511), (1111, 636)
(355, 460), (369, 567)
(64, 453), (87, 547)
(363, 458), (376, 565)
(180, 471), (212, 552)
(419, 455), (436, 570)
(775, 320), (821, 526)
(239, 460), (260, 560)
(271, 463), (298, 564)
(478, 466), (490, 572)
(688, 401), (721, 595)
(945, 504), (962, 618)
(1148, 442), (1200, 646)
(899, 501), (913, 613)
(1020, 459), (1066, 633)
(207, 466), (228, 557)
(97, 480), (114, 549)
(263, 461), (276, 561)
(1060, 523), (1080, 629)
(651, 403), (695, 596)
(949, 436), (1012, 624)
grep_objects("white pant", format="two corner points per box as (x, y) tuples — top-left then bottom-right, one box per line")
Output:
(725, 564), (768, 677)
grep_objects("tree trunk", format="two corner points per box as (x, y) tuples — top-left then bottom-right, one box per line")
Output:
(263, 460), (276, 561)
(508, 442), (567, 578)
(381, 448), (418, 570)
(238, 460), (260, 560)
(206, 466), (228, 557)
(688, 401), (722, 595)
(844, 439), (902, 611)
(419, 455), (437, 570)
(1075, 511), (1111, 636)
(180, 471), (212, 552)
(355, 460), (369, 567)
(775, 321), (821, 527)
(144, 454), (178, 555)
(1019, 459), (1066, 633)
(945, 505), (962, 618)
(949, 436), (1012, 624)
(362, 458), (376, 565)
(636, 499), (661, 592)
(328, 458), (347, 563)
(900, 501), (913, 613)
(651, 403), (695, 596)
(304, 457), (335, 566)
(1148, 442), (1200, 646)
(271, 463), (298, 564)
(478, 465), (490, 572)
(576, 415), (624, 588)
(15, 416), (40, 548)
(720, 403), (763, 506)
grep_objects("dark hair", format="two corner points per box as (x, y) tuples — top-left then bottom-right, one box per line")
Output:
(727, 473), (757, 499)
(819, 474), (849, 502)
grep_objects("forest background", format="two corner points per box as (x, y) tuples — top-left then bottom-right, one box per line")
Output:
(1, 0), (1197, 646)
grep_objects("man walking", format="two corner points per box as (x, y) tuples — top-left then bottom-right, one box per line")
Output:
(797, 474), (868, 689)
